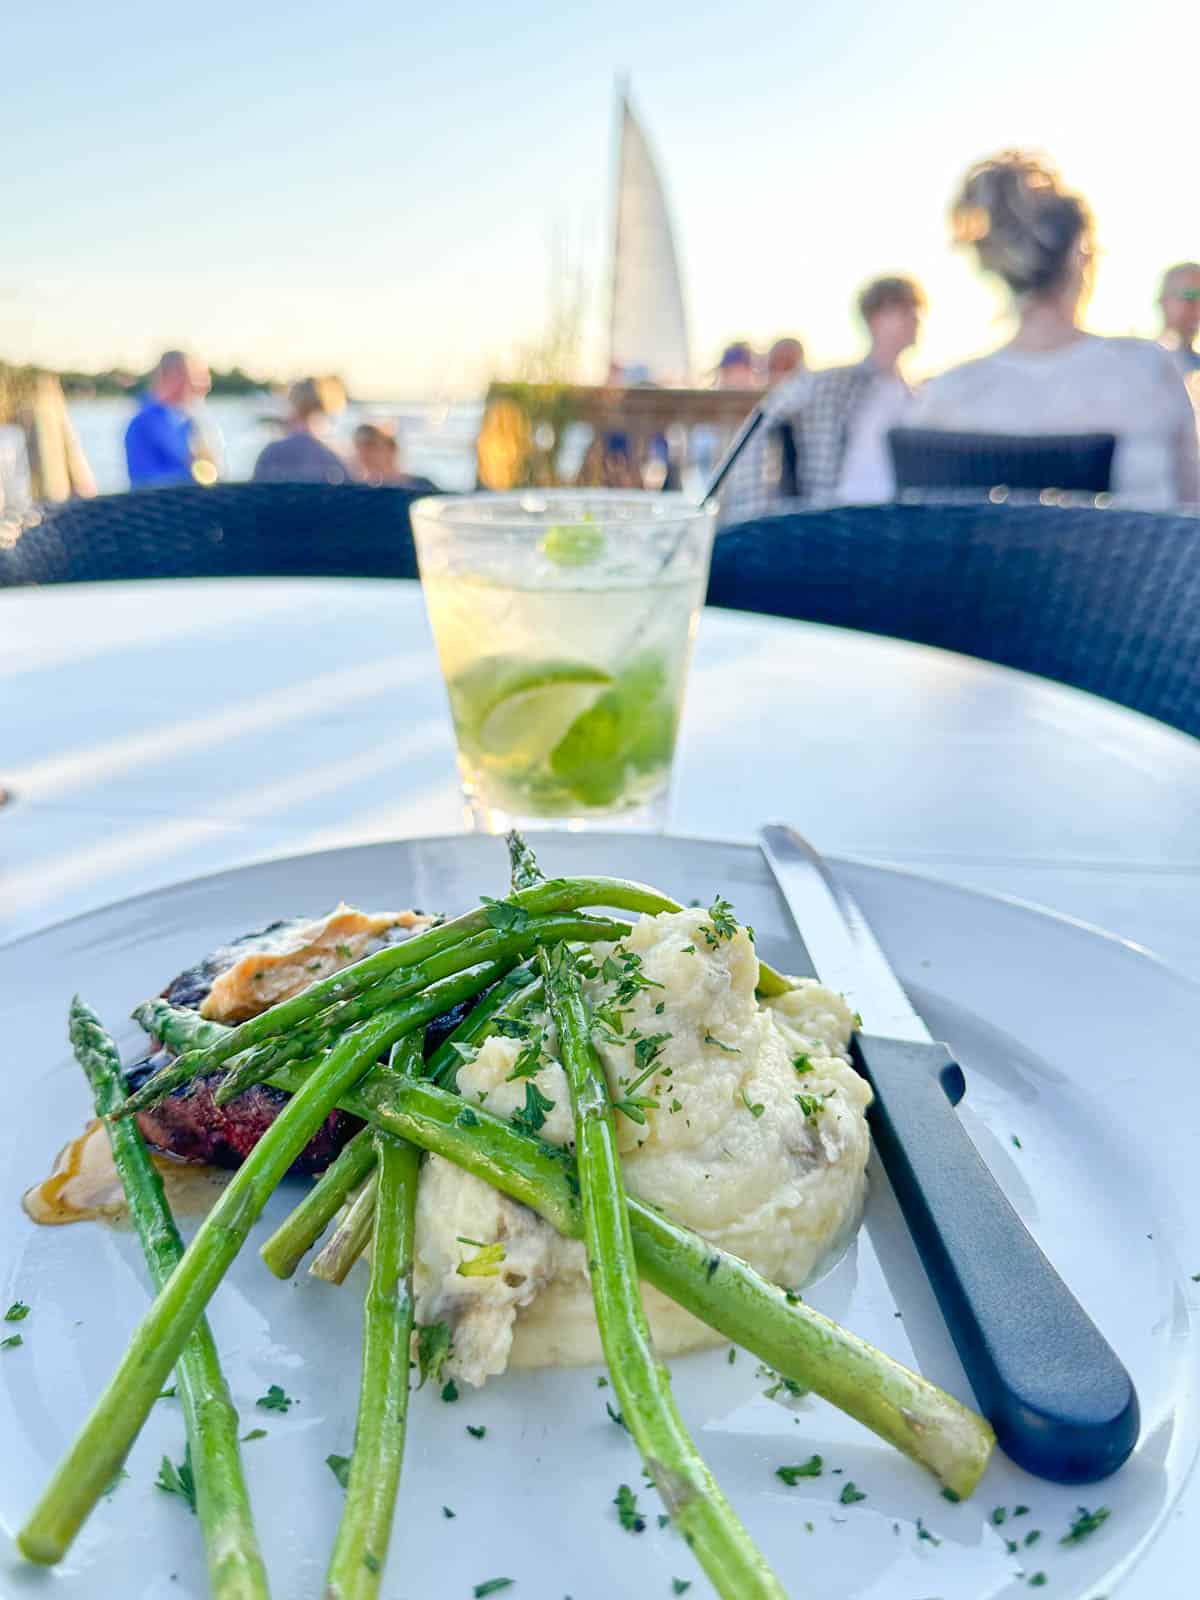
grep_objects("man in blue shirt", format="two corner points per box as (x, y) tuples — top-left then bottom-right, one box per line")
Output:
(124, 350), (210, 487)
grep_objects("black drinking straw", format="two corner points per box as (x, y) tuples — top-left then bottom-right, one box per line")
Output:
(700, 406), (766, 504)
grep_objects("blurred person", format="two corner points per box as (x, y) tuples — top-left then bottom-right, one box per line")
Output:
(766, 337), (805, 387)
(252, 377), (355, 484)
(124, 350), (211, 488)
(352, 421), (437, 492)
(718, 275), (923, 524)
(913, 153), (1199, 507)
(714, 342), (759, 389)
(1158, 262), (1200, 381)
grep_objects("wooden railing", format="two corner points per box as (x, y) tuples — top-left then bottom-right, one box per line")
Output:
(476, 382), (763, 490)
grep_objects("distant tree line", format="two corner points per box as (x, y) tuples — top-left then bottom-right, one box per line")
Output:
(54, 363), (276, 398)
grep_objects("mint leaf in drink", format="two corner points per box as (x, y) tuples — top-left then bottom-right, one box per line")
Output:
(549, 652), (676, 806)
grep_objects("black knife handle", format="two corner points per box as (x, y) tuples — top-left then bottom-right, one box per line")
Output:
(854, 1032), (1139, 1484)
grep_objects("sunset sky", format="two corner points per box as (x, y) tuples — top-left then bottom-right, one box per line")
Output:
(2, 0), (1192, 397)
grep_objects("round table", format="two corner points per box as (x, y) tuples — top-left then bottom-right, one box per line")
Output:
(5, 577), (1200, 979)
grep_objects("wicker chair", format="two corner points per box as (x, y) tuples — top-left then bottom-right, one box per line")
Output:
(888, 428), (1115, 496)
(709, 503), (1200, 738)
(0, 483), (430, 587)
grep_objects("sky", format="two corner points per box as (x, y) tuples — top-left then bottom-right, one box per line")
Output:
(1, 0), (1193, 398)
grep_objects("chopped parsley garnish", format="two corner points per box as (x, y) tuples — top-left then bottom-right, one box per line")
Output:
(792, 1054), (813, 1075)
(776, 1456), (822, 1484)
(704, 1032), (740, 1054)
(759, 1366), (807, 1401)
(479, 895), (531, 933)
(614, 1482), (645, 1532)
(255, 1384), (292, 1413)
(941, 1487), (961, 1503)
(466, 1424), (487, 1439)
(1027, 1575), (1047, 1588)
(1014, 1504), (1030, 1516)
(241, 1428), (267, 1442)
(916, 1517), (940, 1545)
(334, 942), (353, 958)
(669, 1097), (683, 1113)
(456, 1240), (506, 1278)
(510, 1080), (556, 1134)
(613, 1094), (659, 1124)
(633, 1032), (672, 1074)
(1025, 1530), (1042, 1546)
(727, 1346), (737, 1364)
(1, 1334), (23, 1350)
(158, 1385), (177, 1400)
(596, 1375), (609, 1387)
(443, 1505), (456, 1518)
(363, 1552), (380, 1574)
(839, 1482), (866, 1505)
(415, 1321), (452, 1387)
(742, 1091), (766, 1118)
(156, 1446), (197, 1513)
(326, 1453), (352, 1489)
(991, 1505), (1008, 1525)
(473, 1582), (513, 1598)
(795, 1093), (823, 1119)
(673, 1580), (692, 1594)
(492, 1016), (535, 1040)
(456, 1107), (480, 1128)
(4, 1301), (29, 1322)
(700, 895), (738, 946)
(1061, 1505), (1110, 1545)
(785, 1288), (802, 1304)
(441, 1379), (460, 1403)
(1012, 1134), (1022, 1149)
(680, 944), (696, 955)
(505, 1025), (548, 1081)
(606, 1402), (627, 1429)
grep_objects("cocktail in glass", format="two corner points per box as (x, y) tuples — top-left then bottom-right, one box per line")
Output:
(411, 491), (716, 831)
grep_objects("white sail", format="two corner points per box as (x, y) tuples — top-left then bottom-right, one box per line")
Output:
(608, 90), (692, 385)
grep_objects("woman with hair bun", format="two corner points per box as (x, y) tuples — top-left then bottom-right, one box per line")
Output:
(912, 151), (1198, 507)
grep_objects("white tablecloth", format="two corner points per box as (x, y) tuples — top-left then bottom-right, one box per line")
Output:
(5, 577), (1200, 977)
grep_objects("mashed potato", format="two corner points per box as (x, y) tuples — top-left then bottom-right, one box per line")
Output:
(412, 908), (872, 1385)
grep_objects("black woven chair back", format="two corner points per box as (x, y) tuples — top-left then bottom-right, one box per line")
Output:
(888, 428), (1115, 494)
(709, 504), (1200, 738)
(0, 483), (428, 586)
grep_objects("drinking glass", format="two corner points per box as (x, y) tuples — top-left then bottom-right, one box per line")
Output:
(411, 490), (716, 832)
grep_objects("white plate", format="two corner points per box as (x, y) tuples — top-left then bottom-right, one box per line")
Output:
(0, 833), (1197, 1600)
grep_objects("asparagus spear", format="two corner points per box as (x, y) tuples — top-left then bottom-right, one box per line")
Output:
(324, 1034), (423, 1599)
(258, 1127), (377, 1279)
(119, 912), (629, 1119)
(66, 997), (270, 1600)
(265, 1061), (992, 1497)
(132, 997), (231, 1055)
(261, 964), (543, 1280)
(309, 1171), (379, 1285)
(538, 941), (786, 1600)
(18, 961), (505, 1568)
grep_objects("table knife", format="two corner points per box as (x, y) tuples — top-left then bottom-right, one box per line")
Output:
(759, 822), (1139, 1484)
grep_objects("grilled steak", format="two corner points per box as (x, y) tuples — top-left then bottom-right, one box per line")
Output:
(126, 910), (460, 1176)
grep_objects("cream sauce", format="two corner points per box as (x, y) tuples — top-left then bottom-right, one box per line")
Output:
(23, 1120), (229, 1226)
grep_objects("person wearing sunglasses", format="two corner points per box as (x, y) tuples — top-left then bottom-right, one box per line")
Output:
(1159, 262), (1200, 381)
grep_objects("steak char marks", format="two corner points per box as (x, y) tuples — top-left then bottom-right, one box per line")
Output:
(127, 913), (465, 1176)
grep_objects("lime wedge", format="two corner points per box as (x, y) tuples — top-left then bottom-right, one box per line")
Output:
(549, 652), (677, 806)
(540, 520), (606, 566)
(450, 657), (613, 768)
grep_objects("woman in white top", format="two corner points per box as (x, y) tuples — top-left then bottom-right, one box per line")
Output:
(912, 151), (1199, 509)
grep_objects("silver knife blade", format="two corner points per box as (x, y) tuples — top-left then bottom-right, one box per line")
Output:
(759, 822), (931, 1044)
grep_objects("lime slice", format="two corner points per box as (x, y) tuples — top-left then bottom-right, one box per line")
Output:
(450, 657), (613, 768)
(540, 520), (606, 566)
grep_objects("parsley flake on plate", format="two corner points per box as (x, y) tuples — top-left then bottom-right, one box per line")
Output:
(614, 1482), (645, 1532)
(510, 1081), (555, 1136)
(466, 1424), (487, 1439)
(326, 1453), (352, 1489)
(776, 1456), (822, 1485)
(156, 1446), (197, 1513)
(1061, 1505), (1110, 1545)
(1, 1334), (23, 1351)
(473, 1581), (513, 1598)
(255, 1383), (292, 1413)
(415, 1321), (452, 1387)
(241, 1428), (267, 1443)
(4, 1300), (29, 1322)
(839, 1482), (866, 1505)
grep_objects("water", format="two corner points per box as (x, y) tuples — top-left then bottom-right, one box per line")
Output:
(2, 394), (483, 504)
(421, 570), (705, 829)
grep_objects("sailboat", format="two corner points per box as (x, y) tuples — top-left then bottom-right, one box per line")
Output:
(607, 85), (692, 387)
